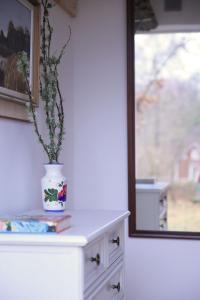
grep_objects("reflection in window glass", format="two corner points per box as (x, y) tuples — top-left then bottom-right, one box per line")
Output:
(135, 33), (200, 231)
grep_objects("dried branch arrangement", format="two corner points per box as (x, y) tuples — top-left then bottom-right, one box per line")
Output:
(18, 0), (71, 164)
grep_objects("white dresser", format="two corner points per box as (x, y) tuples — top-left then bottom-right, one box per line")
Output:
(136, 182), (168, 231)
(0, 210), (129, 300)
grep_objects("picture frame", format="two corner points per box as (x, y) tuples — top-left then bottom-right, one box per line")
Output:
(0, 0), (40, 122)
(55, 0), (78, 17)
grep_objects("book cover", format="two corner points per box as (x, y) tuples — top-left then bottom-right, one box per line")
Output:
(0, 212), (71, 234)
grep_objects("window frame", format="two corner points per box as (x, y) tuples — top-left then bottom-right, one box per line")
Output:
(127, 0), (200, 240)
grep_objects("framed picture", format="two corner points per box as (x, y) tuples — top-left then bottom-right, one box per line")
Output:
(55, 0), (78, 17)
(0, 0), (40, 121)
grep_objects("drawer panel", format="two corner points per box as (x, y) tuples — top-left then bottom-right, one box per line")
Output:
(108, 223), (124, 265)
(159, 195), (167, 214)
(85, 260), (124, 300)
(160, 210), (167, 230)
(84, 236), (106, 289)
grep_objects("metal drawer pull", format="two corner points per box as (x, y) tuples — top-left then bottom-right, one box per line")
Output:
(111, 282), (120, 292)
(112, 236), (120, 246)
(90, 253), (100, 266)
(160, 216), (167, 222)
(160, 199), (164, 205)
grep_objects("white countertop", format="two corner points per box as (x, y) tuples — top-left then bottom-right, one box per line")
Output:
(0, 210), (130, 247)
(136, 181), (169, 192)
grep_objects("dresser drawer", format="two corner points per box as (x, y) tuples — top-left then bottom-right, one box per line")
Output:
(85, 259), (124, 300)
(160, 210), (167, 230)
(84, 236), (106, 289)
(107, 223), (124, 265)
(159, 195), (167, 214)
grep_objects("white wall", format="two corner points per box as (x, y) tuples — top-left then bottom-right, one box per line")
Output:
(151, 0), (200, 32)
(0, 118), (43, 213)
(0, 5), (74, 213)
(152, 0), (200, 26)
(72, 1), (200, 300)
(73, 0), (127, 210)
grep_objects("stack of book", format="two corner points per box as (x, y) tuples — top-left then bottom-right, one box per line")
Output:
(0, 211), (71, 234)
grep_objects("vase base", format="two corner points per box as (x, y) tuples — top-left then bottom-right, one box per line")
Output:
(44, 210), (65, 213)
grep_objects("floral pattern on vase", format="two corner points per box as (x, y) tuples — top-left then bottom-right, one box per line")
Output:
(44, 183), (67, 206)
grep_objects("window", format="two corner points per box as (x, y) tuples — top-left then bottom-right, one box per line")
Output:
(127, 0), (200, 239)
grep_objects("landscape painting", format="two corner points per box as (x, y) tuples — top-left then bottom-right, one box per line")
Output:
(0, 0), (32, 100)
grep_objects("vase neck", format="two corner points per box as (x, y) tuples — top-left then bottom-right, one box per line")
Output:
(44, 164), (63, 176)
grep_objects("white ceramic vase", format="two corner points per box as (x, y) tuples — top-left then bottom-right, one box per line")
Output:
(41, 164), (67, 212)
